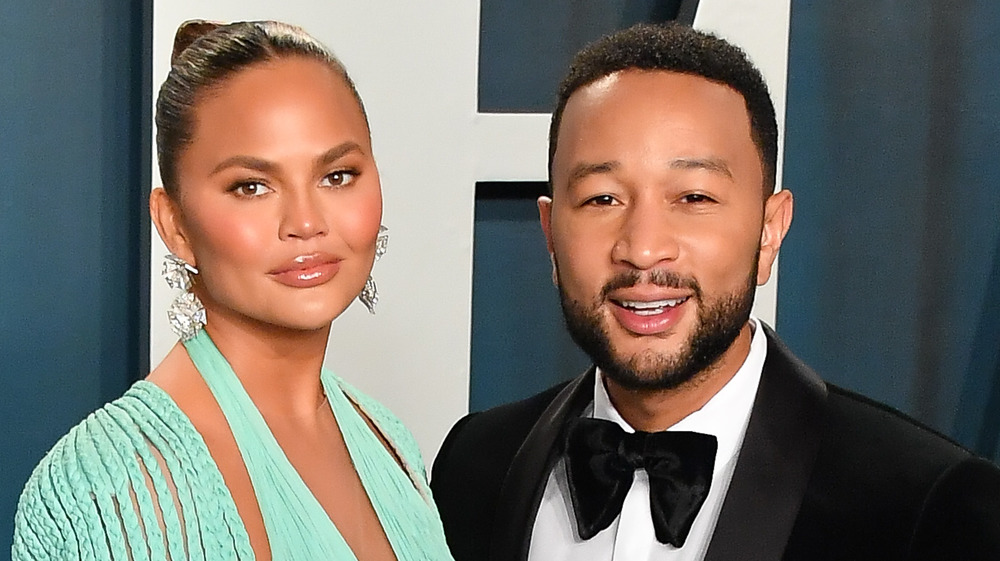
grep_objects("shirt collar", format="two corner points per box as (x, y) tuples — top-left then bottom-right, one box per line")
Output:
(592, 318), (767, 466)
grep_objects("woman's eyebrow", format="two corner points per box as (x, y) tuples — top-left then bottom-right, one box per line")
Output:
(208, 141), (365, 176)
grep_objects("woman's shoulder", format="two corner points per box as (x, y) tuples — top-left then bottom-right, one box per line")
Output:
(19, 383), (167, 494)
(13, 384), (154, 556)
(12, 382), (235, 560)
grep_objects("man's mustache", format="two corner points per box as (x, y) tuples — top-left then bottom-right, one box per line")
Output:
(600, 269), (701, 300)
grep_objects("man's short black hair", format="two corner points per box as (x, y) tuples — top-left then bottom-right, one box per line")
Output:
(548, 23), (778, 195)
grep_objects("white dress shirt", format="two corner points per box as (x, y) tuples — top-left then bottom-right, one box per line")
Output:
(528, 319), (767, 561)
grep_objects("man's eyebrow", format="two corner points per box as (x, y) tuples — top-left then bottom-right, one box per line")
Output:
(567, 161), (620, 186)
(209, 141), (365, 176)
(669, 157), (733, 179)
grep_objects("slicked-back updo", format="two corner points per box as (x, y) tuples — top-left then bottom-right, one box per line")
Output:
(155, 20), (367, 196)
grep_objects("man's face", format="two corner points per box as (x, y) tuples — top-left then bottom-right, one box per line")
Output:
(541, 69), (791, 391)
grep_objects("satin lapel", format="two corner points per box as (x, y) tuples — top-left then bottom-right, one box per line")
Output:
(704, 326), (827, 561)
(489, 368), (596, 561)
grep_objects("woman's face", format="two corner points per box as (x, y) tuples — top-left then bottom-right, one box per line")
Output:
(160, 56), (382, 333)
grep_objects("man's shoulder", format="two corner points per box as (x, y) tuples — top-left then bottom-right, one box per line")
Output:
(804, 378), (989, 504)
(430, 377), (580, 561)
(757, 334), (1000, 558)
(822, 383), (972, 467)
(786, 382), (1000, 559)
(449, 380), (572, 444)
(762, 326), (975, 470)
(433, 378), (573, 480)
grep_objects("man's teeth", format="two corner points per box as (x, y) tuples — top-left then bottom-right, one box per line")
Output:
(618, 298), (687, 315)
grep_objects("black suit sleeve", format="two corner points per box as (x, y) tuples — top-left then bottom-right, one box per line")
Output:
(783, 386), (1000, 561)
(431, 413), (479, 561)
(431, 382), (571, 561)
(432, 413), (476, 486)
(910, 456), (1000, 560)
(432, 411), (514, 561)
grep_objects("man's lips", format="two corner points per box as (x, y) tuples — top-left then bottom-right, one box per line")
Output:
(268, 253), (342, 288)
(613, 296), (689, 315)
(607, 292), (692, 335)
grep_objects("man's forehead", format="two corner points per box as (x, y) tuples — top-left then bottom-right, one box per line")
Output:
(578, 72), (623, 97)
(552, 68), (763, 194)
(569, 68), (737, 106)
(558, 70), (751, 145)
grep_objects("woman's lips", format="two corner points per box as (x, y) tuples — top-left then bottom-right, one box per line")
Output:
(268, 254), (342, 288)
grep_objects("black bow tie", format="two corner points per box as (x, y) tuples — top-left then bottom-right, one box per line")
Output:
(564, 417), (718, 548)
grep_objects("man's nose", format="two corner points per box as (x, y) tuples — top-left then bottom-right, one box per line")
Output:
(610, 202), (679, 270)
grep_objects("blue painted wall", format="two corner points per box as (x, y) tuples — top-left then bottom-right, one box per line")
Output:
(0, 0), (150, 551)
(469, 184), (591, 412)
(780, 0), (1000, 457)
(478, 0), (694, 112)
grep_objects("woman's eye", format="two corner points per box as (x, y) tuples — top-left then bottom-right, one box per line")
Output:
(232, 182), (272, 197)
(321, 170), (357, 188)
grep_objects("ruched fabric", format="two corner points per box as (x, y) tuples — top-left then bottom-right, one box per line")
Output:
(13, 330), (453, 560)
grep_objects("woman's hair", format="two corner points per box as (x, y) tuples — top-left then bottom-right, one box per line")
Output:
(156, 20), (367, 195)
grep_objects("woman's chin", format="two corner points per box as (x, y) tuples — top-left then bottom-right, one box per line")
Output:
(204, 306), (342, 337)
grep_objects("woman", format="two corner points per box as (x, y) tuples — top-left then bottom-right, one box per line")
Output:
(13, 20), (453, 560)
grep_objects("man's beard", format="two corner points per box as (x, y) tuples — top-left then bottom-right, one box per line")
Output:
(558, 261), (757, 392)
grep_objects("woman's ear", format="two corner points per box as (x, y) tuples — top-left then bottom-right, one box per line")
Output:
(150, 188), (196, 266)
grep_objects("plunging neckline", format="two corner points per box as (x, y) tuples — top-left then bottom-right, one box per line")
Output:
(140, 330), (424, 560)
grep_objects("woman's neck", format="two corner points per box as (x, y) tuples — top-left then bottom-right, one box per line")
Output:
(201, 310), (332, 423)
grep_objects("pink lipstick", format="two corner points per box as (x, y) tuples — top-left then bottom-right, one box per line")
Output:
(268, 253), (342, 288)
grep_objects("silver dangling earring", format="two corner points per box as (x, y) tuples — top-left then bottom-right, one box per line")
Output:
(162, 253), (206, 340)
(359, 225), (389, 314)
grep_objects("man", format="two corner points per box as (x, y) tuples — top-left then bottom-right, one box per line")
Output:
(430, 23), (1000, 561)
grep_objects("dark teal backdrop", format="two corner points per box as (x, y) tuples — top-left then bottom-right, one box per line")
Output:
(780, 0), (1000, 461)
(0, 0), (151, 553)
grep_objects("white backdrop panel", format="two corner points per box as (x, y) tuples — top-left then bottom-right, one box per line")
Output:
(151, 1), (791, 462)
(151, 1), (479, 462)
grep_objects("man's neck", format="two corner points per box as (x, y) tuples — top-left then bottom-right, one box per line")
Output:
(603, 323), (754, 432)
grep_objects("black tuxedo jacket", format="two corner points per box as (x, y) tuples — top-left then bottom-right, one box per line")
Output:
(431, 327), (1000, 560)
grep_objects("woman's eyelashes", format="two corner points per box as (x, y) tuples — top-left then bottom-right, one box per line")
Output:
(226, 169), (360, 198)
(320, 168), (359, 188)
(229, 180), (273, 198)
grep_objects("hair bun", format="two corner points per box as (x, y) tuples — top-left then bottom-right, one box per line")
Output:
(172, 20), (223, 65)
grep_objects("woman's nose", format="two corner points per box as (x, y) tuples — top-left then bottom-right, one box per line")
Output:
(278, 189), (329, 240)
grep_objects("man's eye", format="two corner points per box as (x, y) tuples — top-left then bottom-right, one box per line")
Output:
(682, 193), (714, 204)
(321, 170), (357, 188)
(232, 182), (272, 197)
(586, 194), (617, 206)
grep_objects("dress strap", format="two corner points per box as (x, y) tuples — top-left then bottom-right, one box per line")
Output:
(183, 330), (356, 560)
(183, 330), (453, 560)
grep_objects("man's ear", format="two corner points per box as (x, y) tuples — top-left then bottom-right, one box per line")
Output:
(757, 189), (793, 285)
(150, 187), (196, 266)
(537, 196), (557, 285)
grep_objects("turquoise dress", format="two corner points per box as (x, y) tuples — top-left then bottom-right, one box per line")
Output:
(13, 330), (454, 560)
